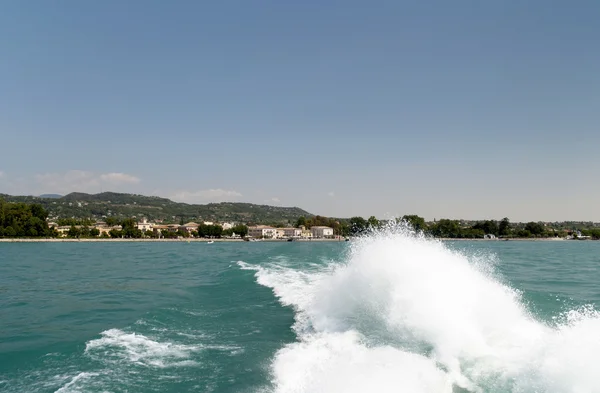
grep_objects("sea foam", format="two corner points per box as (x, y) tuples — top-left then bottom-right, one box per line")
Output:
(240, 223), (600, 393)
(85, 328), (203, 368)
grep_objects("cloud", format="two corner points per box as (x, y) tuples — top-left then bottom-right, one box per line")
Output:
(263, 197), (281, 205)
(327, 191), (335, 197)
(35, 170), (141, 193)
(99, 172), (141, 184)
(170, 189), (243, 203)
(0, 171), (4, 178)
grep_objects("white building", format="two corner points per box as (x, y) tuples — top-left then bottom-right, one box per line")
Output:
(311, 226), (334, 238)
(282, 227), (302, 238)
(221, 222), (234, 230)
(137, 218), (153, 232)
(248, 225), (278, 239)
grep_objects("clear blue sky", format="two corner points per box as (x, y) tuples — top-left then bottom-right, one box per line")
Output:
(1, 1), (600, 221)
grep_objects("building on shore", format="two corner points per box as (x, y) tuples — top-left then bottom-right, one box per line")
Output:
(282, 227), (302, 238)
(56, 226), (72, 236)
(299, 225), (313, 239)
(137, 218), (153, 232)
(153, 224), (179, 237)
(248, 225), (278, 239)
(179, 222), (199, 234)
(311, 226), (334, 239)
(96, 225), (121, 236)
(221, 222), (234, 230)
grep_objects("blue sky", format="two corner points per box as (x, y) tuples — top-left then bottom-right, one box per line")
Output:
(1, 1), (600, 221)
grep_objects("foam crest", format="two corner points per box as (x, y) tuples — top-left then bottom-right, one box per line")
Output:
(85, 328), (202, 368)
(271, 331), (452, 393)
(243, 224), (600, 392)
(53, 372), (99, 393)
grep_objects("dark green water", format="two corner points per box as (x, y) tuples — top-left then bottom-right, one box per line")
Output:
(1, 235), (600, 392)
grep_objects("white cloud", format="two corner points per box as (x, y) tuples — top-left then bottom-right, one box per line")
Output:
(170, 189), (243, 203)
(327, 191), (335, 197)
(263, 197), (281, 205)
(35, 170), (141, 193)
(99, 172), (141, 184)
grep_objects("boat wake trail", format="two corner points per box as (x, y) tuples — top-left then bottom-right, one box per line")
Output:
(239, 223), (600, 393)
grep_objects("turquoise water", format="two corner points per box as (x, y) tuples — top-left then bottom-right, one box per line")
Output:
(2, 230), (600, 392)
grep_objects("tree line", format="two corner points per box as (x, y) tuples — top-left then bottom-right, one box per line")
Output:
(0, 200), (57, 237)
(292, 215), (559, 238)
(356, 215), (596, 239)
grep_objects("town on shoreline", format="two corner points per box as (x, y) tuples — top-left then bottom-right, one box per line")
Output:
(48, 219), (344, 241)
(2, 196), (600, 241)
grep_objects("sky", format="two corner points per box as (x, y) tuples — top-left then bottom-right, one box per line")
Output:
(1, 0), (600, 222)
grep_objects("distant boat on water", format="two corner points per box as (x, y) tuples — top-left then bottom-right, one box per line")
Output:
(207, 240), (214, 244)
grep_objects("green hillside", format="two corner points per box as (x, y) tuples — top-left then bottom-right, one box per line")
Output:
(0, 192), (313, 224)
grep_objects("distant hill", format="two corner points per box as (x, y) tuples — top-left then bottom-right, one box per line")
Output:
(39, 194), (63, 199)
(0, 192), (313, 224)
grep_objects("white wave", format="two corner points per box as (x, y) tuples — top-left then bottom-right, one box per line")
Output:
(85, 328), (242, 369)
(85, 328), (203, 368)
(243, 224), (600, 393)
(53, 372), (99, 393)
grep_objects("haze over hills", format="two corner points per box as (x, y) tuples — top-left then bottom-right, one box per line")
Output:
(0, 192), (313, 224)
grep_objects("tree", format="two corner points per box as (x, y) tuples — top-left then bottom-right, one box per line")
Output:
(90, 228), (100, 237)
(430, 219), (462, 238)
(232, 224), (248, 237)
(367, 216), (380, 229)
(197, 224), (223, 238)
(498, 218), (511, 236)
(67, 226), (81, 238)
(80, 226), (92, 238)
(517, 229), (532, 238)
(525, 222), (544, 236)
(349, 216), (368, 236)
(0, 201), (52, 237)
(338, 222), (350, 237)
(402, 215), (426, 232)
(30, 204), (48, 221)
(105, 217), (119, 227)
(472, 220), (499, 236)
(177, 229), (190, 238)
(121, 218), (142, 238)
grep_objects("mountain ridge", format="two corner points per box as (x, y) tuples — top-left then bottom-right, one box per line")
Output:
(0, 192), (313, 224)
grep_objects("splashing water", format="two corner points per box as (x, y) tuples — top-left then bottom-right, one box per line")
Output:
(239, 223), (600, 393)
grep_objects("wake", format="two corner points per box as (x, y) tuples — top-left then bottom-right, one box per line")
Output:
(239, 223), (600, 393)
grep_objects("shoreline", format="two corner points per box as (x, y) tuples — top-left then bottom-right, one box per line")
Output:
(0, 237), (590, 243)
(0, 238), (347, 243)
(439, 237), (569, 241)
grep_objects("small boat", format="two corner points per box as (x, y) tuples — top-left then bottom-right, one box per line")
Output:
(207, 240), (214, 244)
